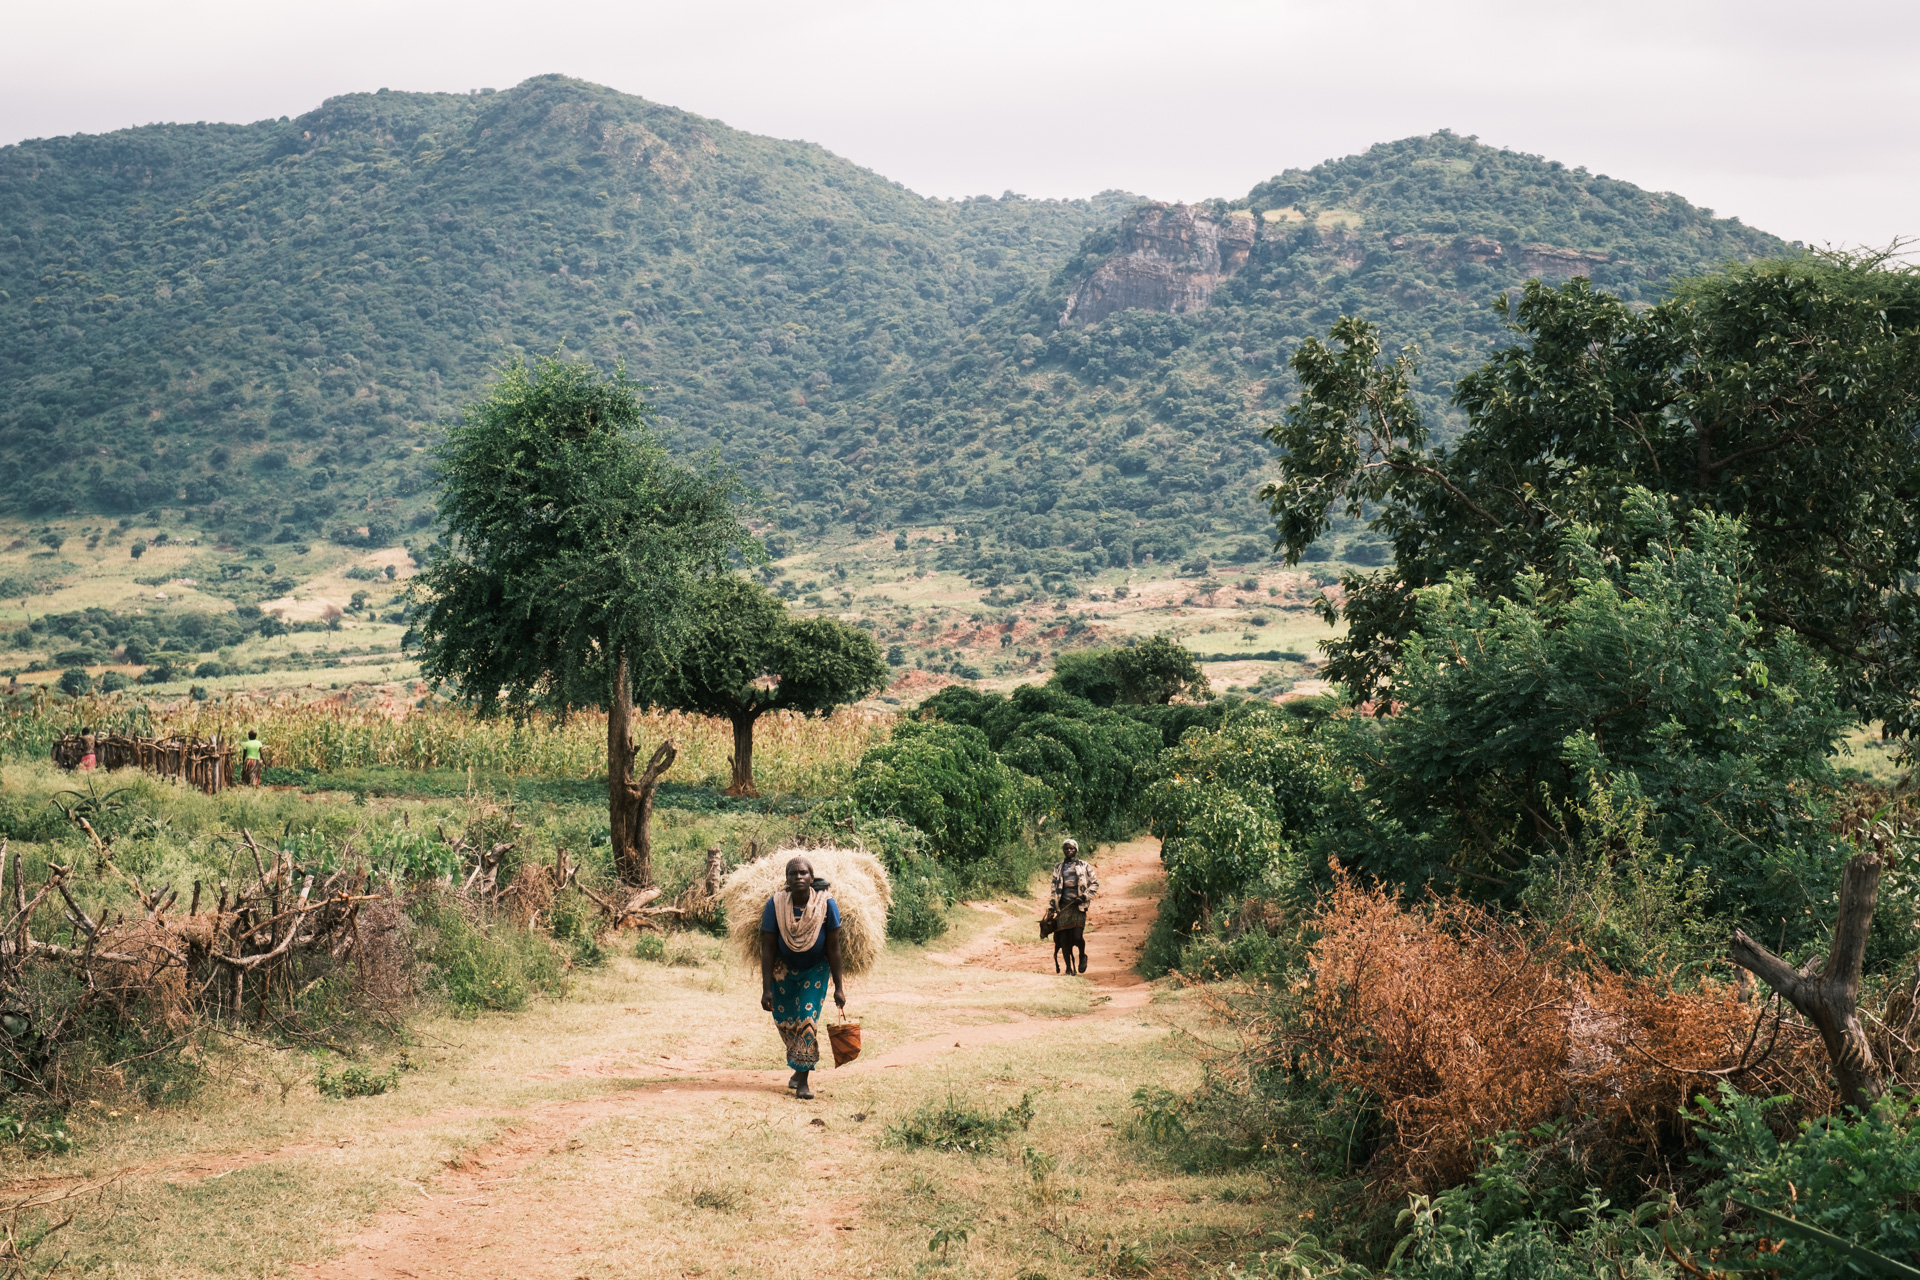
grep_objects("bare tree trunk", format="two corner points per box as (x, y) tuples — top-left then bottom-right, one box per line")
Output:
(727, 710), (761, 798)
(626, 738), (676, 887)
(609, 652), (641, 884)
(608, 651), (679, 886)
(1729, 848), (1885, 1111)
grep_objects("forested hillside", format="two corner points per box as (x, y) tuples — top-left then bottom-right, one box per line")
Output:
(0, 75), (1131, 544)
(887, 131), (1790, 580)
(2, 78), (1788, 564)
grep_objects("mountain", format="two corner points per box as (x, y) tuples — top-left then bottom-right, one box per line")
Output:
(867, 131), (1791, 584)
(1, 80), (1789, 573)
(0, 75), (1133, 544)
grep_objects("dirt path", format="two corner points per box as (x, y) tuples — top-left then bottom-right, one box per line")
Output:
(294, 837), (1165, 1279)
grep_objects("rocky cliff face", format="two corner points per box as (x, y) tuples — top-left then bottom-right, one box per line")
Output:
(1063, 203), (1626, 328)
(1061, 204), (1258, 325)
(1386, 233), (1616, 280)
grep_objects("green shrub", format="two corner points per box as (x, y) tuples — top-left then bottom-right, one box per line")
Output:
(988, 689), (1161, 841)
(848, 720), (1034, 867)
(313, 1062), (401, 1099)
(543, 887), (606, 968)
(1331, 501), (1853, 944)
(882, 845), (953, 943)
(57, 668), (91, 697)
(798, 806), (954, 942)
(1517, 788), (1725, 979)
(1390, 1189), (1678, 1280)
(0, 794), (76, 843)
(1693, 1085), (1920, 1279)
(888, 1089), (1036, 1153)
(410, 894), (564, 1014)
(1141, 713), (1327, 934)
(0, 1112), (75, 1155)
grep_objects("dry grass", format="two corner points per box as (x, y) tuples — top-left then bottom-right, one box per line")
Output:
(719, 846), (893, 975)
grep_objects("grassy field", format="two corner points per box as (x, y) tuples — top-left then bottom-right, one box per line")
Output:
(1, 514), (1349, 711)
(2, 689), (889, 799)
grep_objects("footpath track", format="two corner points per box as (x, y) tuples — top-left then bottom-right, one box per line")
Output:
(295, 838), (1167, 1280)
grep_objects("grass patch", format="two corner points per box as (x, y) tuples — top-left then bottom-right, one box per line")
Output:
(313, 1062), (402, 1099)
(888, 1088), (1037, 1153)
(409, 893), (566, 1015)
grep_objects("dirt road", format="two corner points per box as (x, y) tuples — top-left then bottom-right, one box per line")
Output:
(294, 837), (1168, 1279)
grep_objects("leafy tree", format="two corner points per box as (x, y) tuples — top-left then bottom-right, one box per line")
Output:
(409, 358), (746, 885)
(129, 539), (146, 560)
(1107, 635), (1211, 705)
(1320, 496), (1851, 938)
(1049, 651), (1121, 706)
(1264, 257), (1920, 735)
(56, 667), (91, 696)
(37, 532), (63, 553)
(647, 575), (887, 796)
(1047, 635), (1208, 707)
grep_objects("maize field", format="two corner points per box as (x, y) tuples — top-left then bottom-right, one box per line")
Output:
(0, 688), (892, 797)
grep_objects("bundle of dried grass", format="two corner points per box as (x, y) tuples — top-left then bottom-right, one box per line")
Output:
(720, 847), (891, 976)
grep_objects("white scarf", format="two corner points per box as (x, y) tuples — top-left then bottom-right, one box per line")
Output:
(772, 886), (833, 954)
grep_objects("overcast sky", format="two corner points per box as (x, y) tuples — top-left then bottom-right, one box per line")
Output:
(5, 0), (1913, 250)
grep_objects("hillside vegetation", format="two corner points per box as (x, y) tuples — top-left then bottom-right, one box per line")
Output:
(0, 75), (1131, 544)
(4, 79), (1786, 573)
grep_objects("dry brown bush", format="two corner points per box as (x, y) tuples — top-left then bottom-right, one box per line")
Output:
(1289, 871), (1831, 1194)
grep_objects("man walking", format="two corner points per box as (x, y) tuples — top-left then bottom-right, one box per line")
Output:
(1046, 839), (1099, 975)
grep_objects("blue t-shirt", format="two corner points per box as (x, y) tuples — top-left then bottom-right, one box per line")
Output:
(761, 895), (841, 968)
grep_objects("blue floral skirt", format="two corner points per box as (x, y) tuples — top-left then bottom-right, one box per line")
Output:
(770, 961), (828, 1070)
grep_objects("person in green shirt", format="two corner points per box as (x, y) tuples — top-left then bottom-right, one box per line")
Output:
(241, 730), (264, 786)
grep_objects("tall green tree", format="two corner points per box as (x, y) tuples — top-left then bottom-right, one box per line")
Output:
(409, 358), (747, 885)
(648, 576), (888, 796)
(1263, 255), (1920, 735)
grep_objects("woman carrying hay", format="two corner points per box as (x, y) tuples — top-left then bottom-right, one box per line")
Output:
(760, 856), (846, 1100)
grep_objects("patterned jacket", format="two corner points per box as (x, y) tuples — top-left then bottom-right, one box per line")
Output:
(1048, 858), (1099, 930)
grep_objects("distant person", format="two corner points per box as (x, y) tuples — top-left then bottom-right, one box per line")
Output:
(759, 856), (846, 1100)
(240, 729), (264, 786)
(79, 727), (97, 772)
(1047, 839), (1099, 975)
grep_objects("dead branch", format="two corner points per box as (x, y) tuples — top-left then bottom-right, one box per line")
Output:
(1729, 848), (1884, 1110)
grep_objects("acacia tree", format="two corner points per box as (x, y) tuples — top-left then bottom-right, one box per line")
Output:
(409, 358), (746, 885)
(1263, 254), (1920, 734)
(650, 576), (888, 796)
